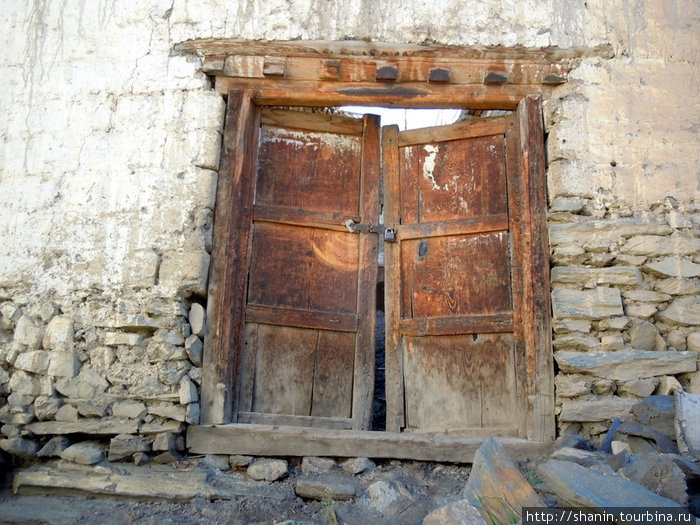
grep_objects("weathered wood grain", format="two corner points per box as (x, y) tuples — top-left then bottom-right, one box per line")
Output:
(13, 462), (274, 501)
(201, 89), (260, 425)
(382, 125), (405, 433)
(238, 322), (258, 413)
(400, 232), (512, 319)
(235, 108), (379, 430)
(187, 424), (553, 462)
(245, 305), (358, 332)
(253, 204), (360, 232)
(505, 115), (529, 438)
(397, 214), (508, 241)
(237, 412), (352, 430)
(398, 117), (507, 146)
(402, 334), (517, 432)
(385, 115), (524, 437)
(261, 107), (364, 135)
(399, 134), (508, 224)
(400, 313), (513, 336)
(256, 124), (362, 215)
(312, 330), (356, 418)
(217, 54), (569, 86)
(253, 325), (317, 415)
(516, 96), (555, 442)
(351, 114), (381, 430)
(214, 77), (556, 110)
(246, 223), (359, 315)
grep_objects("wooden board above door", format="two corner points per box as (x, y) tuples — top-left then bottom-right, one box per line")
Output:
(174, 39), (613, 110)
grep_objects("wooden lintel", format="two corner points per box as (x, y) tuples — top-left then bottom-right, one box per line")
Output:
(187, 424), (553, 463)
(213, 76), (554, 110)
(210, 54), (569, 85)
(173, 39), (600, 99)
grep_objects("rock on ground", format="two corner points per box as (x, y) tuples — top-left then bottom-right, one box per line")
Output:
(341, 457), (374, 475)
(618, 452), (687, 505)
(538, 459), (683, 508)
(423, 499), (488, 525)
(294, 476), (357, 501)
(301, 456), (336, 474)
(463, 437), (544, 524)
(247, 459), (288, 481)
(674, 390), (700, 457)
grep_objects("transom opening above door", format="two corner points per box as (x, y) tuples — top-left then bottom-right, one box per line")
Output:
(340, 107), (463, 131)
(178, 40), (570, 461)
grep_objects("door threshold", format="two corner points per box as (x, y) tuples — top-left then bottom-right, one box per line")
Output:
(186, 423), (553, 463)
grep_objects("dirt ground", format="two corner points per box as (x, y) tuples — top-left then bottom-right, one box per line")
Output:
(0, 458), (472, 525)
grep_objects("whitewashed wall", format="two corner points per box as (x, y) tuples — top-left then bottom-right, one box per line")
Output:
(0, 0), (697, 296)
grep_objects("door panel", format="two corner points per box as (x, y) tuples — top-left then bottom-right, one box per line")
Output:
(236, 108), (380, 430)
(247, 222), (359, 315)
(256, 124), (363, 215)
(402, 333), (517, 434)
(384, 115), (525, 436)
(400, 231), (512, 319)
(399, 134), (508, 223)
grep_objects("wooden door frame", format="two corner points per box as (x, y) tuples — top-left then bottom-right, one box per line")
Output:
(186, 41), (561, 459)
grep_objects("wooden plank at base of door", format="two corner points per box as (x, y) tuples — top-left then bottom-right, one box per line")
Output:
(187, 424), (553, 463)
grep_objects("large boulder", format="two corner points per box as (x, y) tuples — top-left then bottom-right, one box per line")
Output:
(538, 459), (683, 508)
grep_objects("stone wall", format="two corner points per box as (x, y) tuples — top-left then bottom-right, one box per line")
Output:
(547, 198), (700, 440)
(0, 293), (206, 459)
(0, 0), (698, 459)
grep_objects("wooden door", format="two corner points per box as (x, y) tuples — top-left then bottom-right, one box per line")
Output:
(382, 98), (552, 438)
(233, 108), (380, 431)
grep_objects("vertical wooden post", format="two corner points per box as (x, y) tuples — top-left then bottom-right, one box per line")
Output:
(516, 96), (555, 442)
(382, 124), (405, 433)
(201, 90), (260, 424)
(352, 114), (381, 430)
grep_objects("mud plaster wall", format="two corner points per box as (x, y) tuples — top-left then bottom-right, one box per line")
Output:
(0, 1), (698, 456)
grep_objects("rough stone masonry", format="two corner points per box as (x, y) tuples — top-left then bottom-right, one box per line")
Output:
(0, 1), (698, 462)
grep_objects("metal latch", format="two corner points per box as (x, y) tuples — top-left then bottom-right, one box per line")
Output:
(344, 219), (396, 243)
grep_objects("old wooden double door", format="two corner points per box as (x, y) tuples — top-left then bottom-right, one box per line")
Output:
(227, 97), (547, 438)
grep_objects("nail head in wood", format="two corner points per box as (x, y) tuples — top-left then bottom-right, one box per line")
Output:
(484, 71), (508, 84)
(263, 58), (286, 77)
(542, 73), (567, 85)
(428, 68), (451, 83)
(376, 66), (398, 82)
